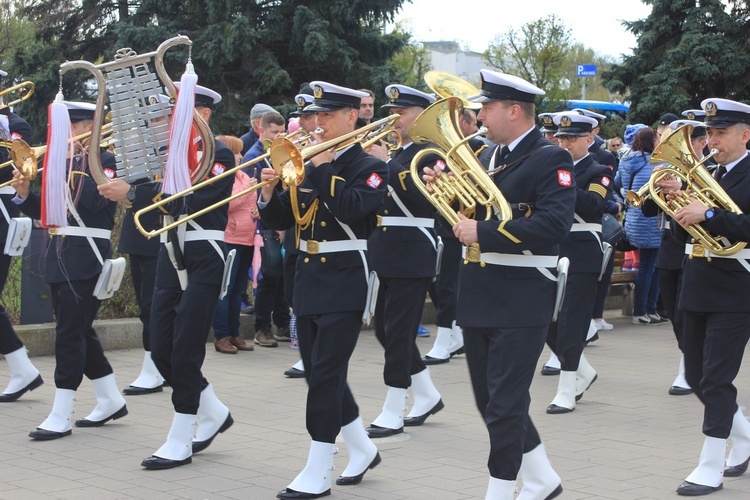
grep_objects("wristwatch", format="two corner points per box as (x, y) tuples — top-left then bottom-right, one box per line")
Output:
(126, 185), (136, 203)
(704, 208), (716, 221)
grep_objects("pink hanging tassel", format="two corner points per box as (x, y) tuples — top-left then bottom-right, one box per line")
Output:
(41, 92), (72, 228)
(162, 61), (197, 195)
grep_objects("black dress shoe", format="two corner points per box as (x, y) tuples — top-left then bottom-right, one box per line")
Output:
(545, 484), (563, 500)
(29, 428), (72, 440)
(546, 404), (574, 414)
(75, 405), (128, 427)
(123, 384), (164, 396)
(450, 346), (465, 357)
(276, 487), (331, 499)
(585, 332), (599, 345)
(669, 386), (693, 396)
(541, 366), (560, 376)
(284, 367), (306, 378)
(404, 399), (445, 426)
(192, 413), (234, 453)
(575, 374), (598, 402)
(141, 455), (192, 470)
(676, 480), (723, 496)
(336, 452), (381, 486)
(423, 355), (449, 366)
(0, 374), (44, 402)
(724, 456), (750, 477)
(366, 424), (403, 438)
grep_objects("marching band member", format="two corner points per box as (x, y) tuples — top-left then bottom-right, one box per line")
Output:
(364, 84), (444, 438)
(669, 98), (750, 496)
(283, 85), (315, 379)
(140, 85), (235, 469)
(640, 115), (707, 397)
(258, 81), (388, 499)
(97, 94), (170, 395)
(13, 101), (126, 439)
(0, 69), (43, 402)
(428, 69), (573, 499)
(544, 112), (612, 414)
(571, 108), (616, 169)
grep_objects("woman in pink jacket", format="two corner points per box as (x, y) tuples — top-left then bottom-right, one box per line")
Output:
(212, 136), (258, 353)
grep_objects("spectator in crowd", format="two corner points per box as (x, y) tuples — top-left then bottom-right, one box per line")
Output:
(239, 103), (276, 155)
(357, 89), (375, 126)
(241, 112), (290, 347)
(211, 135), (258, 354)
(617, 127), (664, 325)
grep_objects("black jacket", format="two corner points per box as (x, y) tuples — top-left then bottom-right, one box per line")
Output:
(368, 142), (437, 279)
(456, 128), (576, 328)
(259, 143), (388, 316)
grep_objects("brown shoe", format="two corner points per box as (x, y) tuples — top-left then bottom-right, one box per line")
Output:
(254, 328), (278, 348)
(229, 336), (254, 351)
(214, 337), (238, 354)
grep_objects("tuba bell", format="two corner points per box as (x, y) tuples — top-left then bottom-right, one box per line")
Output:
(644, 123), (746, 257)
(409, 96), (512, 262)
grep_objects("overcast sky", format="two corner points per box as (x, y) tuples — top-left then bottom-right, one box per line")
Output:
(391, 0), (654, 61)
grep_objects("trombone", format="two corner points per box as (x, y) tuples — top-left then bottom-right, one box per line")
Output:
(0, 81), (34, 113)
(134, 114), (401, 238)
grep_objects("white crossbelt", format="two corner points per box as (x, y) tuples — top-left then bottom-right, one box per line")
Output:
(0, 186), (15, 196)
(685, 243), (750, 261)
(569, 223), (602, 232)
(461, 247), (558, 268)
(300, 239), (368, 254)
(664, 221), (671, 230)
(51, 226), (112, 240)
(379, 216), (434, 228)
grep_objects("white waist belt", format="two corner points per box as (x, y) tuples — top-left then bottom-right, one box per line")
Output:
(378, 216), (435, 228)
(159, 229), (225, 243)
(462, 247), (558, 268)
(51, 227), (111, 239)
(569, 223), (602, 233)
(685, 243), (750, 260)
(300, 239), (367, 255)
(184, 230), (225, 242)
(0, 186), (15, 196)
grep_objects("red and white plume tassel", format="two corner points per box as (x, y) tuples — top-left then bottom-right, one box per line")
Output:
(41, 92), (72, 228)
(162, 61), (197, 195)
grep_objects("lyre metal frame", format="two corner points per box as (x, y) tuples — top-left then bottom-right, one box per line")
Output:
(59, 35), (214, 185)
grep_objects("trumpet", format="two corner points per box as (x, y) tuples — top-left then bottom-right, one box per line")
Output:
(134, 114), (401, 238)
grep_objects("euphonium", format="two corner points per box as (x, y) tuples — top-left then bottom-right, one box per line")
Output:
(408, 96), (512, 262)
(644, 123), (746, 257)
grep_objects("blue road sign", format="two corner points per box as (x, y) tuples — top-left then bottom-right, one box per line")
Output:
(577, 64), (597, 77)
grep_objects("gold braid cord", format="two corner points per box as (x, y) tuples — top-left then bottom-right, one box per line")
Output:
(290, 185), (319, 248)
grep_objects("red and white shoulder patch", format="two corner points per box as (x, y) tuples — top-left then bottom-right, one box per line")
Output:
(366, 172), (383, 189)
(435, 159), (447, 171)
(211, 163), (226, 176)
(600, 176), (611, 187)
(557, 169), (572, 187)
(103, 168), (116, 180)
(10, 132), (22, 141)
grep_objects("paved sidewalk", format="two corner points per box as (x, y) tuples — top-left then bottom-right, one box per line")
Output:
(2, 313), (750, 499)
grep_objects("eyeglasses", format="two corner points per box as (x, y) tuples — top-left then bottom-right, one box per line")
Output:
(556, 136), (580, 143)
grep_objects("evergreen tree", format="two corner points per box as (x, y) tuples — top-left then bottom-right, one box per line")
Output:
(603, 0), (750, 125)
(14, 0), (409, 141)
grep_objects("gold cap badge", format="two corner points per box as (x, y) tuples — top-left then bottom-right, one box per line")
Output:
(313, 85), (324, 99)
(705, 102), (717, 117)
